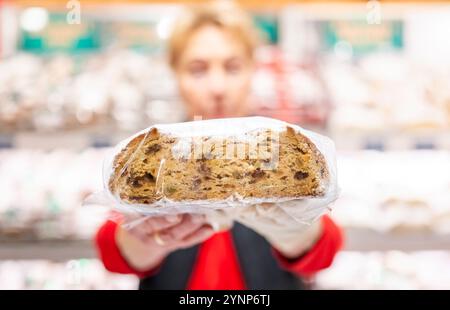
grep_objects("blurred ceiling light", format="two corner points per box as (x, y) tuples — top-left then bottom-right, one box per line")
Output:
(156, 17), (174, 40)
(20, 7), (49, 32)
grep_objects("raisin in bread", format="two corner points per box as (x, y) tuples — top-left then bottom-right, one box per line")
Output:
(108, 122), (329, 205)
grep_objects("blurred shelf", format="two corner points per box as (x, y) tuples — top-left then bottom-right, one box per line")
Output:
(0, 239), (95, 261)
(2, 128), (450, 150)
(0, 129), (136, 150)
(332, 130), (450, 151)
(344, 228), (450, 252)
(2, 228), (450, 261)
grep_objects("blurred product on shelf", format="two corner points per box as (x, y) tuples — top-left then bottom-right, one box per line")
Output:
(332, 151), (450, 234)
(323, 54), (450, 133)
(314, 251), (450, 289)
(0, 149), (109, 240)
(0, 50), (184, 132)
(0, 259), (138, 289)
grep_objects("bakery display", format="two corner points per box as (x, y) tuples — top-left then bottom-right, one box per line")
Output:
(108, 117), (331, 205)
(1, 2), (450, 290)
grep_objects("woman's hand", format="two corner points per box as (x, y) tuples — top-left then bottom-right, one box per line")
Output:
(115, 214), (215, 272)
(232, 203), (324, 259)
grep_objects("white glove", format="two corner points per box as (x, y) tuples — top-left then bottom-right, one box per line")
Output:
(231, 202), (324, 258)
(203, 209), (235, 232)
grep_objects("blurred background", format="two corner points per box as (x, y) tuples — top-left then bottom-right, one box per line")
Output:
(1, 0), (450, 289)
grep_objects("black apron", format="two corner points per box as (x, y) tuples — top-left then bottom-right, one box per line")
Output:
(139, 222), (304, 290)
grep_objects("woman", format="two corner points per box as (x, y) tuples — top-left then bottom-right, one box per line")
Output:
(96, 2), (343, 290)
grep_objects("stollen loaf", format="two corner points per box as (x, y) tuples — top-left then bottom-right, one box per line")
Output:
(105, 117), (337, 211)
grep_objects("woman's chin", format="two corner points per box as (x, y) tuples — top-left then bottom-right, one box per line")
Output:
(210, 114), (226, 119)
(199, 113), (226, 120)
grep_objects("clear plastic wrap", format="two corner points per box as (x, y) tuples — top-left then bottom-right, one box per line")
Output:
(85, 117), (338, 229)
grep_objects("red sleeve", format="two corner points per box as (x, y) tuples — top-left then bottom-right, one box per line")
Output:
(94, 219), (161, 278)
(272, 215), (343, 277)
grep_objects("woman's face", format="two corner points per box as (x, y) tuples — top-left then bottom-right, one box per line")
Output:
(175, 25), (254, 119)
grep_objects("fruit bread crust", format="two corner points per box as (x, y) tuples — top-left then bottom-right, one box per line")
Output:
(108, 126), (329, 205)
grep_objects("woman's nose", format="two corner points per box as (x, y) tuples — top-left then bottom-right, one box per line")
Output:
(208, 69), (226, 98)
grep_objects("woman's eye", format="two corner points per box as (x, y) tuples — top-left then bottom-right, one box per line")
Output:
(225, 62), (242, 75)
(190, 68), (206, 77)
(188, 64), (208, 77)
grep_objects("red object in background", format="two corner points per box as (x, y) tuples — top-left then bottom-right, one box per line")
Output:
(270, 49), (294, 122)
(256, 48), (297, 123)
(95, 215), (343, 290)
(254, 47), (330, 127)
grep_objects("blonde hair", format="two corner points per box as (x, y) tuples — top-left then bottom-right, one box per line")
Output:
(168, 1), (259, 69)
